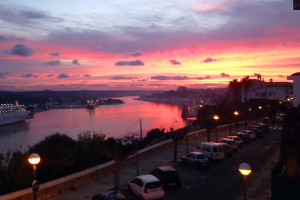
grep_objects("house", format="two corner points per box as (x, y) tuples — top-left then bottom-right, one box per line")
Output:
(242, 78), (293, 103)
(287, 72), (300, 107)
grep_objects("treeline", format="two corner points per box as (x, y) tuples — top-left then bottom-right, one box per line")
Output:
(0, 128), (171, 195)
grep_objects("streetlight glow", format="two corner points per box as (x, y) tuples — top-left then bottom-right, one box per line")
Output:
(28, 153), (40, 165)
(234, 111), (239, 116)
(213, 115), (219, 120)
(258, 106), (262, 110)
(239, 163), (252, 175)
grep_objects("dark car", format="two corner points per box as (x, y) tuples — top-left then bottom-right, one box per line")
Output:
(227, 135), (243, 147)
(92, 191), (126, 200)
(151, 166), (181, 189)
(234, 132), (251, 144)
(249, 125), (264, 138)
(216, 142), (233, 157)
(181, 151), (209, 168)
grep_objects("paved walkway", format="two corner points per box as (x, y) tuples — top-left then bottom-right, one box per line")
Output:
(49, 126), (279, 200)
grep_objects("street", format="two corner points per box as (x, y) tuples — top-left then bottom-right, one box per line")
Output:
(123, 124), (282, 200)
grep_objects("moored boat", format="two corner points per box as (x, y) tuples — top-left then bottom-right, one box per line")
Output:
(0, 103), (29, 126)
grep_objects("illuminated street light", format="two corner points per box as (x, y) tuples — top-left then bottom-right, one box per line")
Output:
(234, 111), (239, 132)
(28, 153), (40, 200)
(239, 163), (252, 200)
(258, 106), (262, 110)
(213, 115), (219, 141)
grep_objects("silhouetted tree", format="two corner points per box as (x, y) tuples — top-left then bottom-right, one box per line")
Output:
(104, 138), (134, 192)
(241, 76), (253, 102)
(197, 106), (215, 142)
(229, 79), (242, 103)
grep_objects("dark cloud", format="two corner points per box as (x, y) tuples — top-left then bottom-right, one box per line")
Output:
(194, 76), (210, 80)
(123, 52), (143, 57)
(202, 57), (218, 63)
(0, 6), (62, 25)
(47, 74), (54, 77)
(115, 60), (144, 66)
(72, 59), (80, 65)
(45, 60), (60, 65)
(151, 75), (189, 80)
(20, 73), (38, 78)
(278, 75), (286, 78)
(220, 73), (230, 77)
(49, 52), (60, 56)
(83, 74), (91, 77)
(20, 10), (49, 20)
(170, 59), (181, 65)
(111, 76), (135, 80)
(4, 44), (34, 57)
(0, 72), (9, 79)
(57, 73), (70, 78)
(0, 36), (9, 42)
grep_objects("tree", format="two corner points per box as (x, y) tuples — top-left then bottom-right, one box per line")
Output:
(241, 76), (253, 102)
(229, 79), (242, 103)
(104, 138), (134, 192)
(197, 106), (215, 142)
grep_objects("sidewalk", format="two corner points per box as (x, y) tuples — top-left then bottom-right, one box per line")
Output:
(48, 127), (277, 200)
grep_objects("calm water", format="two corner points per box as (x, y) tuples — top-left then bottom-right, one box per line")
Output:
(0, 97), (187, 153)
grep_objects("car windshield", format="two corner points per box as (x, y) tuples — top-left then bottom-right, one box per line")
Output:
(196, 154), (206, 159)
(164, 171), (178, 177)
(145, 181), (161, 189)
(213, 147), (218, 152)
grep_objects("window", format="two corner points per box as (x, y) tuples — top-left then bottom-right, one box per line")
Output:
(145, 181), (161, 189)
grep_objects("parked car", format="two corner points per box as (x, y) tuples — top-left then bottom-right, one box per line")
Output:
(151, 166), (181, 189)
(194, 142), (225, 161)
(249, 125), (264, 138)
(128, 174), (164, 200)
(218, 138), (238, 152)
(226, 135), (243, 147)
(92, 191), (126, 200)
(259, 122), (270, 134)
(181, 151), (209, 168)
(216, 142), (233, 157)
(233, 132), (251, 144)
(243, 130), (257, 141)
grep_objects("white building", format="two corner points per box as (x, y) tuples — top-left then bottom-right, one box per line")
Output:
(287, 72), (300, 107)
(242, 79), (293, 103)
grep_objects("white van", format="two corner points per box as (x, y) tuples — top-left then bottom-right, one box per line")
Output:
(194, 142), (225, 161)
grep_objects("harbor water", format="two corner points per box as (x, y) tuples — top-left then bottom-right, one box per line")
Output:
(0, 97), (187, 153)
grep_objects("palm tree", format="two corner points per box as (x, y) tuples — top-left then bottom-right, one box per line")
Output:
(241, 76), (253, 102)
(229, 79), (242, 103)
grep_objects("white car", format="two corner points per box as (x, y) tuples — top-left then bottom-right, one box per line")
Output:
(243, 130), (257, 141)
(128, 174), (164, 200)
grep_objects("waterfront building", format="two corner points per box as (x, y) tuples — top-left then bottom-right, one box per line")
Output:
(287, 72), (300, 107)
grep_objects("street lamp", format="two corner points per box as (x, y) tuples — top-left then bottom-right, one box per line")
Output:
(234, 111), (239, 132)
(239, 163), (252, 200)
(258, 106), (262, 110)
(132, 133), (140, 176)
(213, 115), (219, 141)
(28, 153), (40, 200)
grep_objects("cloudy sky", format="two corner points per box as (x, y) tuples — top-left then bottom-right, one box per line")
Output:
(0, 0), (299, 91)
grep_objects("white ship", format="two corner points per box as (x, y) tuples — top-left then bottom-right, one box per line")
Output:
(0, 103), (29, 126)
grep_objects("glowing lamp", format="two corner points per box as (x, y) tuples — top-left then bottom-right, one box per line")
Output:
(213, 115), (219, 120)
(239, 163), (252, 176)
(234, 111), (239, 116)
(28, 153), (40, 165)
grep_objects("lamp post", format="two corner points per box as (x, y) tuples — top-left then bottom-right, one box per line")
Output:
(213, 115), (219, 141)
(131, 132), (140, 176)
(28, 153), (40, 200)
(239, 163), (252, 200)
(234, 111), (239, 132)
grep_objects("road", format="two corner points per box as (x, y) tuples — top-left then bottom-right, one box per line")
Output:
(123, 124), (282, 200)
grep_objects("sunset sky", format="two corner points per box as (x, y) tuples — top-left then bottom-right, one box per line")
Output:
(0, 0), (299, 91)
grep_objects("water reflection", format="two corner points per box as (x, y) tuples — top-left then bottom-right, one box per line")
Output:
(0, 97), (188, 153)
(0, 121), (29, 136)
